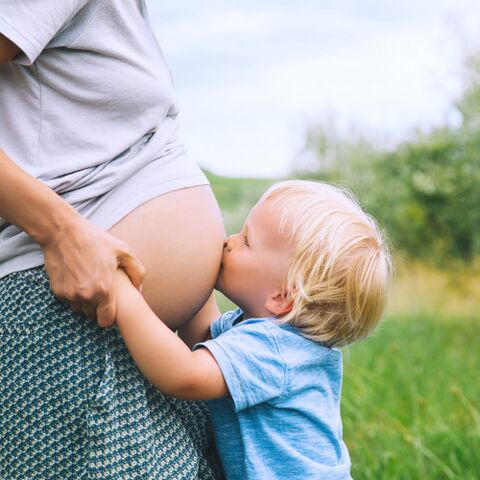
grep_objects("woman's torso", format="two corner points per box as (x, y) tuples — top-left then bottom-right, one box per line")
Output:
(0, 0), (222, 300)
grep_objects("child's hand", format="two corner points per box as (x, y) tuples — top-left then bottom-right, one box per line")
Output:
(114, 267), (144, 325)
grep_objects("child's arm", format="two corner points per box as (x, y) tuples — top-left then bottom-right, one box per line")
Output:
(177, 291), (220, 349)
(114, 269), (228, 401)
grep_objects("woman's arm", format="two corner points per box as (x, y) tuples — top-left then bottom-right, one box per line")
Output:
(115, 269), (228, 401)
(0, 149), (145, 327)
(0, 149), (81, 247)
(0, 33), (21, 64)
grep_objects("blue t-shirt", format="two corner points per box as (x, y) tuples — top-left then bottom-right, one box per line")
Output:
(194, 308), (352, 480)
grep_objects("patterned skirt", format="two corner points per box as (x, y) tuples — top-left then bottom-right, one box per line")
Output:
(0, 266), (223, 480)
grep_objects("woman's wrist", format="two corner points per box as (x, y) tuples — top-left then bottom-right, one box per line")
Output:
(33, 200), (83, 247)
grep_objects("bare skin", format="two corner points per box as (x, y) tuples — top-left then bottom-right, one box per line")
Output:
(107, 185), (225, 329)
(0, 146), (149, 323)
(0, 34), (20, 64)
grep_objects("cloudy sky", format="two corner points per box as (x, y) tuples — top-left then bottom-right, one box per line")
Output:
(145, 0), (480, 177)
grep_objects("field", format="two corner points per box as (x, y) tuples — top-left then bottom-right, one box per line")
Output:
(209, 171), (480, 479)
(342, 314), (479, 479)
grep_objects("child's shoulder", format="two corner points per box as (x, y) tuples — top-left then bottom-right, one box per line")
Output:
(214, 310), (342, 366)
(213, 311), (290, 356)
(266, 319), (343, 366)
(266, 322), (344, 399)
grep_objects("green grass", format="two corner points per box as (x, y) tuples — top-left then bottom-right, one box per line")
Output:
(342, 314), (479, 479)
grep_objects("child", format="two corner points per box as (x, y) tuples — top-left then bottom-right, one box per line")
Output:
(114, 180), (392, 479)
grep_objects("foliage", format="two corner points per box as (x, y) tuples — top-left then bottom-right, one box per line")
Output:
(378, 128), (480, 263)
(294, 55), (480, 266)
(204, 169), (281, 234)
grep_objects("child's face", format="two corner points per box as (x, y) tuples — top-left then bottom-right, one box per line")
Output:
(216, 198), (293, 319)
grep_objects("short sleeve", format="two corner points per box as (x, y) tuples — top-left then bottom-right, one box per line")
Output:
(195, 320), (287, 412)
(0, 0), (91, 65)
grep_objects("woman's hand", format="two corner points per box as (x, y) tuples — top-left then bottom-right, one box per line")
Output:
(43, 216), (146, 328)
(0, 148), (145, 328)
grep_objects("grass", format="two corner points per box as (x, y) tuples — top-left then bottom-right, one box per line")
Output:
(387, 259), (480, 319)
(340, 314), (479, 479)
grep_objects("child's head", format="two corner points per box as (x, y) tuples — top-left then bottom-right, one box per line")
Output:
(216, 179), (393, 347)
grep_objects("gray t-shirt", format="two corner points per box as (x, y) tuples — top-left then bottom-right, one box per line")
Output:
(0, 0), (208, 279)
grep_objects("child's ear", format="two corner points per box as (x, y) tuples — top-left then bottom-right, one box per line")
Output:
(264, 290), (293, 317)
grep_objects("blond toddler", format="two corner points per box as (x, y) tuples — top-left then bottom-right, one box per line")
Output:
(114, 180), (392, 479)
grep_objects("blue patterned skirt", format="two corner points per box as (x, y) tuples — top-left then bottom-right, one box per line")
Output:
(0, 266), (223, 479)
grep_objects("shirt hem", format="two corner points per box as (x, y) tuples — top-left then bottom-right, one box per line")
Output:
(94, 172), (210, 231)
(0, 173), (210, 281)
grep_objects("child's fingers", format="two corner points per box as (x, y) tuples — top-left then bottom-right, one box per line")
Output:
(116, 241), (146, 291)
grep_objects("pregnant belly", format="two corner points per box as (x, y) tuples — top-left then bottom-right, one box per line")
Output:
(108, 185), (225, 330)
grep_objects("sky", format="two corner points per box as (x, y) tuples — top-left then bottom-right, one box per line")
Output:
(145, 0), (480, 177)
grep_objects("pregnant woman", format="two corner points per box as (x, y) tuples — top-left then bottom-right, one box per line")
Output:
(0, 1), (224, 479)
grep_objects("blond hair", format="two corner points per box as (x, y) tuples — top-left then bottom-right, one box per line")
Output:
(260, 180), (393, 347)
